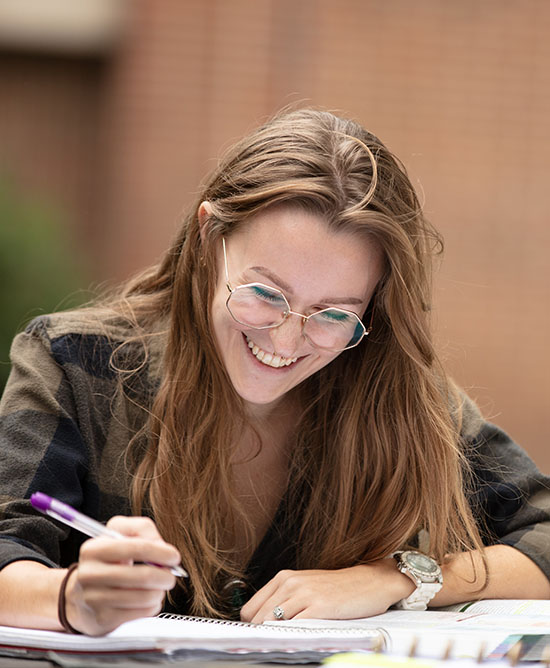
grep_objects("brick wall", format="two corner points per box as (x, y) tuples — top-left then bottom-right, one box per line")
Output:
(1, 0), (549, 468)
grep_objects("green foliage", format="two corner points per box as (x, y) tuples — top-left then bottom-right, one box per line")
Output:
(0, 179), (89, 392)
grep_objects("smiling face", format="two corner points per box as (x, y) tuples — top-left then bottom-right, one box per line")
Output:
(203, 204), (384, 415)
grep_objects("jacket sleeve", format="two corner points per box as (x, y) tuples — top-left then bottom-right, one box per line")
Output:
(0, 315), (132, 570)
(464, 404), (550, 581)
(0, 318), (85, 568)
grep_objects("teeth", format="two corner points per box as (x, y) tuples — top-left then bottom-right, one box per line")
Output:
(246, 336), (298, 368)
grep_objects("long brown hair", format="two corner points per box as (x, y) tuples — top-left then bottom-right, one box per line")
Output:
(105, 108), (483, 616)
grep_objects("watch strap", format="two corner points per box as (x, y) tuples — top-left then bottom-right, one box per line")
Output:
(394, 581), (442, 610)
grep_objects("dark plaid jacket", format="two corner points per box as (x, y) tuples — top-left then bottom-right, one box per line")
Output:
(1, 311), (550, 612)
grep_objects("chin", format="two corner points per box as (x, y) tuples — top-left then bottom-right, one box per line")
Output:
(233, 384), (288, 408)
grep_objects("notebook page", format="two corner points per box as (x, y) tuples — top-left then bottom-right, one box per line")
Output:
(0, 615), (382, 654)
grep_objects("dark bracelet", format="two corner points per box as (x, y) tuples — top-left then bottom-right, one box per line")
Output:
(57, 563), (81, 634)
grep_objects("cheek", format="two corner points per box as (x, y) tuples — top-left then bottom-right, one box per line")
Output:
(307, 350), (342, 374)
(321, 351), (342, 367)
(211, 294), (245, 348)
(210, 294), (230, 341)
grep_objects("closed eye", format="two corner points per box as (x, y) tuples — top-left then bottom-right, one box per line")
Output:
(315, 309), (355, 323)
(250, 285), (287, 304)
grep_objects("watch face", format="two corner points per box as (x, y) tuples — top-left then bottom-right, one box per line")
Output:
(406, 552), (439, 575)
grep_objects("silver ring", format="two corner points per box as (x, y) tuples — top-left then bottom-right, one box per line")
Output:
(273, 605), (285, 620)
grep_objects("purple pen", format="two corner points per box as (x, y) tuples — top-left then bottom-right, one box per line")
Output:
(30, 492), (188, 578)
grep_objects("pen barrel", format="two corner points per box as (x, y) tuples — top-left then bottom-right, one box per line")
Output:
(70, 513), (121, 539)
(47, 498), (121, 539)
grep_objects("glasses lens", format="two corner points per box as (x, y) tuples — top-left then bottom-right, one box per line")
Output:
(305, 309), (365, 350)
(227, 284), (288, 328)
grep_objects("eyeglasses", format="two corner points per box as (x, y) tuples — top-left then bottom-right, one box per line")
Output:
(222, 238), (372, 352)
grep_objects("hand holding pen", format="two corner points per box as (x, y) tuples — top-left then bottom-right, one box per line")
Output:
(31, 493), (187, 577)
(31, 492), (187, 635)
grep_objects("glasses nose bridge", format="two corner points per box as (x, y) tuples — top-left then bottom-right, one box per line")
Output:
(269, 307), (307, 357)
(281, 308), (308, 330)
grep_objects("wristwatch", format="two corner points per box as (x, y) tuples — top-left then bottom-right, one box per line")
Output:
(393, 550), (443, 611)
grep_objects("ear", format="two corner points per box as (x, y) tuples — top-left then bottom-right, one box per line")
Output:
(198, 201), (213, 242)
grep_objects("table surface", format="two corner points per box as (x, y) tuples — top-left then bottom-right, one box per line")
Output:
(0, 657), (304, 668)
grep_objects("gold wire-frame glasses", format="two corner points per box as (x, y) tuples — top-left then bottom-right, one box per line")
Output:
(222, 237), (372, 352)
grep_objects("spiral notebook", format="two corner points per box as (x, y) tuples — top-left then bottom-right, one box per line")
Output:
(0, 613), (384, 661)
(2, 600), (550, 664)
(274, 600), (550, 663)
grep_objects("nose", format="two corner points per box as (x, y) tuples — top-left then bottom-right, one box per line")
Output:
(268, 313), (305, 358)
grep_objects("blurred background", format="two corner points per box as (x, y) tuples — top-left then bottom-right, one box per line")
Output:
(0, 0), (548, 468)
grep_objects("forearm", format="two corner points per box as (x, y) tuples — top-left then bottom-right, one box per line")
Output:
(0, 560), (65, 629)
(431, 544), (550, 607)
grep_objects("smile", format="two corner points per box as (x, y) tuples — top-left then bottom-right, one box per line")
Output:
(245, 336), (298, 368)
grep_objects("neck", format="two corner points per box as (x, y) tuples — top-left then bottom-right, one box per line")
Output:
(243, 392), (299, 433)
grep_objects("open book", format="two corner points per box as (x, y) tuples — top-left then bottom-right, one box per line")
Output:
(1, 600), (549, 663)
(275, 600), (550, 662)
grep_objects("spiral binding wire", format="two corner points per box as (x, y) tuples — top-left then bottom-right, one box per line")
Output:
(158, 613), (383, 638)
(158, 614), (550, 664)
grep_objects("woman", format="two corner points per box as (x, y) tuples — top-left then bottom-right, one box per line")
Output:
(0, 109), (549, 636)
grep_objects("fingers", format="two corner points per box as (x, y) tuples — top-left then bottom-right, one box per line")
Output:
(66, 516), (182, 635)
(77, 572), (168, 610)
(77, 558), (177, 591)
(267, 598), (308, 621)
(241, 570), (302, 623)
(241, 563), (408, 624)
(107, 515), (164, 540)
(80, 533), (181, 574)
(65, 561), (170, 635)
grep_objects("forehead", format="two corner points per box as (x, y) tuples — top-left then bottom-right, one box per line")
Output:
(226, 206), (383, 302)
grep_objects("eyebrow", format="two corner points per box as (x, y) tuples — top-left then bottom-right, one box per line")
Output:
(248, 266), (365, 306)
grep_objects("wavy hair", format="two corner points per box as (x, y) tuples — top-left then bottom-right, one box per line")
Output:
(105, 108), (484, 617)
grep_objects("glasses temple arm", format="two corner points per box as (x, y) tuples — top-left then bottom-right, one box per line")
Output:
(365, 298), (375, 335)
(222, 237), (233, 292)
